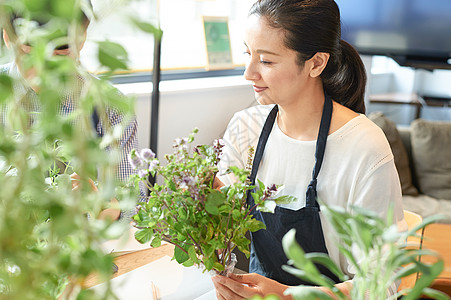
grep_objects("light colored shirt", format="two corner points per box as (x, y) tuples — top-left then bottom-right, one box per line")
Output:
(1, 62), (140, 219)
(218, 104), (407, 295)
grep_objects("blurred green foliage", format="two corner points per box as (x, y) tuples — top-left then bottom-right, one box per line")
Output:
(0, 0), (158, 298)
(280, 205), (449, 300)
(251, 206), (449, 300)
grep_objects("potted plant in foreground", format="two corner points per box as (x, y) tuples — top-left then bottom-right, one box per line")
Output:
(252, 205), (449, 300)
(129, 129), (295, 275)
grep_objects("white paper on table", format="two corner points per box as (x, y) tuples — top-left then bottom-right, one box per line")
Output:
(90, 255), (217, 300)
(100, 225), (157, 255)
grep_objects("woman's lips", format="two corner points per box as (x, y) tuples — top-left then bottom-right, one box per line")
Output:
(253, 85), (267, 93)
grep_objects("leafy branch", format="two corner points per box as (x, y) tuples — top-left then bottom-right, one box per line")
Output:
(130, 129), (295, 275)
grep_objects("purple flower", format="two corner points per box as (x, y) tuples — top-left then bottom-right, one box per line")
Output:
(149, 159), (159, 172)
(128, 149), (143, 169)
(268, 184), (277, 192)
(179, 175), (200, 198)
(174, 138), (182, 146)
(138, 169), (148, 178)
(181, 175), (196, 188)
(140, 148), (155, 162)
(174, 137), (189, 148)
(213, 139), (225, 148)
(263, 184), (279, 199)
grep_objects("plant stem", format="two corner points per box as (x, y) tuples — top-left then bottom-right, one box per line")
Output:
(186, 232), (204, 256)
(170, 242), (189, 255)
(244, 203), (258, 219)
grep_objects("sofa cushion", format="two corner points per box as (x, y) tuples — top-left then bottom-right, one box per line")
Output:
(368, 112), (419, 196)
(403, 195), (451, 224)
(411, 119), (451, 200)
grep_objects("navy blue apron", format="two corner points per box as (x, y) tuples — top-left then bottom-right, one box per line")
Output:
(247, 92), (340, 286)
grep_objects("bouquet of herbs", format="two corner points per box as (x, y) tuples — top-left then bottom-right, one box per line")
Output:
(129, 129), (295, 275)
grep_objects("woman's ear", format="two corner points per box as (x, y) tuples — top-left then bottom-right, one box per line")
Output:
(308, 52), (330, 78)
(3, 30), (11, 48)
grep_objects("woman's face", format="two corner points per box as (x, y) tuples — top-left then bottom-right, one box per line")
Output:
(244, 15), (312, 106)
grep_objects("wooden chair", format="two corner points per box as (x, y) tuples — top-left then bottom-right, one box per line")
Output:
(398, 210), (424, 293)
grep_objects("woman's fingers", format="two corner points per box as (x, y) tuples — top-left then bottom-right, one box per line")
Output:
(229, 273), (261, 286)
(70, 172), (98, 192)
(212, 275), (261, 299)
(213, 277), (242, 300)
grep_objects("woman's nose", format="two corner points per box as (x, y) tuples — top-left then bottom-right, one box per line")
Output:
(243, 60), (260, 82)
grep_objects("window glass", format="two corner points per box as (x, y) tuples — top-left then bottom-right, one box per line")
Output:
(81, 0), (255, 73)
(371, 55), (399, 74)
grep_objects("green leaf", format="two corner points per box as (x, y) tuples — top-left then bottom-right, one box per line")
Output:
(304, 252), (347, 282)
(131, 18), (162, 38)
(205, 190), (225, 215)
(178, 207), (187, 219)
(182, 259), (195, 267)
(258, 179), (265, 193)
(134, 228), (153, 244)
(174, 246), (189, 264)
(51, 0), (76, 20)
(232, 209), (241, 220)
(206, 223), (214, 240)
(403, 260), (444, 300)
(285, 286), (334, 300)
(392, 263), (420, 283)
(282, 229), (327, 286)
(188, 245), (198, 263)
(168, 180), (177, 192)
(203, 256), (215, 271)
(98, 41), (128, 71)
(247, 218), (266, 232)
(24, 0), (46, 12)
(252, 192), (261, 205)
(150, 237), (162, 248)
(0, 74), (13, 103)
(274, 195), (297, 204)
(420, 287), (450, 300)
(213, 262), (224, 271)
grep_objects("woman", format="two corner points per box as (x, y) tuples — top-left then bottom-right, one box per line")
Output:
(212, 0), (406, 299)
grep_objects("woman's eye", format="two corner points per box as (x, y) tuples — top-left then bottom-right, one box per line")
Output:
(260, 60), (272, 65)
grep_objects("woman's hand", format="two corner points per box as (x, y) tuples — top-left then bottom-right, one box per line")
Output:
(70, 172), (98, 192)
(213, 176), (225, 190)
(70, 173), (120, 221)
(212, 273), (292, 300)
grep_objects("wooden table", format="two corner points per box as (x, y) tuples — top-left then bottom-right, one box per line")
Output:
(83, 243), (175, 288)
(82, 224), (451, 297)
(421, 223), (451, 297)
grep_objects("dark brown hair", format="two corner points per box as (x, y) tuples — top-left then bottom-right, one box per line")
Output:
(9, 0), (92, 33)
(249, 0), (366, 114)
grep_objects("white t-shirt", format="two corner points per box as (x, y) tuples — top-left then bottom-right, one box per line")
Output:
(218, 104), (406, 293)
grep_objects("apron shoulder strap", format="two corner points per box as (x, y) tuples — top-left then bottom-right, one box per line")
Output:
(306, 93), (333, 208)
(249, 105), (278, 186)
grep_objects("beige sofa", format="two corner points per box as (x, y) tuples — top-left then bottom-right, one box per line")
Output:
(369, 113), (451, 223)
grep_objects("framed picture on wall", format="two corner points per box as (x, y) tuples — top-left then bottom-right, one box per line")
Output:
(202, 16), (234, 70)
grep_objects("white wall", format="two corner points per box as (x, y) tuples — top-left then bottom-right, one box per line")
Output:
(116, 76), (256, 157)
(415, 69), (451, 97)
(116, 59), (451, 153)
